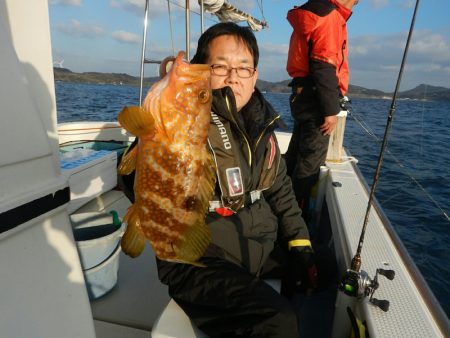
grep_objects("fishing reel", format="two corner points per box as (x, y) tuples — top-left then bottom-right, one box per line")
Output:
(339, 268), (395, 312)
(339, 96), (351, 110)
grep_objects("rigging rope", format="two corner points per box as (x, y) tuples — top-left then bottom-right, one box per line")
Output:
(168, 0), (220, 25)
(348, 107), (450, 223)
(256, 0), (266, 26)
(199, 0), (268, 31)
(167, 0), (175, 56)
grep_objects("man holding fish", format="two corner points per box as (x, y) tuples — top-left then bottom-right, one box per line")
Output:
(118, 22), (316, 337)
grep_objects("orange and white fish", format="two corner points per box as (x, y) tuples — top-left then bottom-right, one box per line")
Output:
(117, 51), (215, 265)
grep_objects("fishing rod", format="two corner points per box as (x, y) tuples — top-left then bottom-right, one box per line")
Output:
(339, 0), (421, 311)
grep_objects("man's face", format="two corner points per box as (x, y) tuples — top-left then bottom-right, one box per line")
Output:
(206, 35), (258, 112)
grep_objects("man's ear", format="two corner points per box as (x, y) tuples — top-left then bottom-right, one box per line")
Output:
(252, 68), (259, 91)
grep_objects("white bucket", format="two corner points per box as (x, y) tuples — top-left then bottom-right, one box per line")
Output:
(83, 243), (121, 300)
(71, 212), (124, 269)
(69, 211), (125, 299)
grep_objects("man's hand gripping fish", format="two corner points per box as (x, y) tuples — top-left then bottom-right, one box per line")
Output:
(117, 52), (215, 266)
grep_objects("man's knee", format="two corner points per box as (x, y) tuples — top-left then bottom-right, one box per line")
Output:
(265, 305), (299, 338)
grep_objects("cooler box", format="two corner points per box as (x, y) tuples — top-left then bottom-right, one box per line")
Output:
(60, 149), (118, 213)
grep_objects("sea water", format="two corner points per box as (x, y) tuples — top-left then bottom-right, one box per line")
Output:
(55, 82), (450, 317)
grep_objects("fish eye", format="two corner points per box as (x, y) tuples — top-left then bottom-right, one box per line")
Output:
(198, 89), (210, 103)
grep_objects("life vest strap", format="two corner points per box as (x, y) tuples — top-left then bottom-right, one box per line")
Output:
(209, 190), (262, 214)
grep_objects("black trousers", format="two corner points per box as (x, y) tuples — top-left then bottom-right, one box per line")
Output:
(285, 87), (329, 217)
(156, 256), (299, 338)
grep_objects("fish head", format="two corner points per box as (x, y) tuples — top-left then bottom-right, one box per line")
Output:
(158, 51), (212, 142)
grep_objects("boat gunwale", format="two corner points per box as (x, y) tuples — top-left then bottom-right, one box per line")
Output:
(348, 151), (450, 335)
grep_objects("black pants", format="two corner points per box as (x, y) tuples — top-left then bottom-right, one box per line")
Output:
(285, 86), (329, 217)
(157, 256), (299, 338)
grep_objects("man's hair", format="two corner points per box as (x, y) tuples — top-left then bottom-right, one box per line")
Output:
(191, 22), (259, 67)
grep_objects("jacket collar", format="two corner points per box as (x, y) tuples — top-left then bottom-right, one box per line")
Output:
(329, 0), (353, 21)
(212, 87), (286, 137)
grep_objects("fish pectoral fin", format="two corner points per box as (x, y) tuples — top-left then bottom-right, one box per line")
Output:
(195, 152), (217, 213)
(173, 222), (211, 265)
(118, 143), (138, 175)
(171, 152), (216, 265)
(166, 258), (206, 268)
(118, 106), (155, 137)
(121, 205), (145, 258)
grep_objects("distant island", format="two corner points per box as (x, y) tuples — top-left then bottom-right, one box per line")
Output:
(53, 67), (450, 101)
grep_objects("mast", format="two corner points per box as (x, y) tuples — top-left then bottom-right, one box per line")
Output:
(185, 0), (190, 60)
(139, 0), (150, 106)
(200, 0), (205, 34)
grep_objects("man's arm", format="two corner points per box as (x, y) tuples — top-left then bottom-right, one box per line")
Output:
(263, 156), (310, 243)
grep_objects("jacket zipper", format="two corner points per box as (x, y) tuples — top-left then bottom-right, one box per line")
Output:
(338, 39), (346, 72)
(224, 95), (253, 166)
(255, 115), (281, 149)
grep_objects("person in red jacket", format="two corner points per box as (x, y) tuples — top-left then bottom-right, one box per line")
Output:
(285, 0), (358, 221)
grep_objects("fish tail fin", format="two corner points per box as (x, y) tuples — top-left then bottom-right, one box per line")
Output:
(118, 143), (138, 175)
(118, 106), (155, 137)
(121, 204), (146, 258)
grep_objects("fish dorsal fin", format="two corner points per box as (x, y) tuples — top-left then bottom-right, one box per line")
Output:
(118, 106), (155, 137)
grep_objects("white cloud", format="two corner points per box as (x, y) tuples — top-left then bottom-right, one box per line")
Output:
(399, 0), (414, 9)
(110, 0), (120, 8)
(369, 0), (389, 9)
(116, 0), (185, 17)
(225, 0), (255, 13)
(410, 31), (450, 62)
(50, 0), (81, 6)
(349, 30), (450, 90)
(112, 0), (255, 19)
(57, 19), (104, 38)
(252, 29), (450, 90)
(112, 30), (141, 44)
(367, 0), (414, 10)
(260, 43), (288, 55)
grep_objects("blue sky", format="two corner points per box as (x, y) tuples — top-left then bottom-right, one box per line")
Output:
(49, 0), (450, 91)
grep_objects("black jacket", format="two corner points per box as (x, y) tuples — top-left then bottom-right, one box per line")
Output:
(202, 87), (310, 275)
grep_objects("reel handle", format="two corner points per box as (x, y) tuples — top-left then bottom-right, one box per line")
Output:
(371, 298), (390, 312)
(377, 268), (395, 280)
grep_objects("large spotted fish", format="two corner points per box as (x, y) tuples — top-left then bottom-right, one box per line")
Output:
(117, 51), (215, 265)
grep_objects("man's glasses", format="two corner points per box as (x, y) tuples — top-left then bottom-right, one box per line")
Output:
(210, 64), (256, 79)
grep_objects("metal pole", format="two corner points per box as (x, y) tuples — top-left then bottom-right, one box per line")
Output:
(185, 0), (190, 60)
(139, 0), (149, 106)
(167, 0), (175, 56)
(200, 0), (204, 34)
